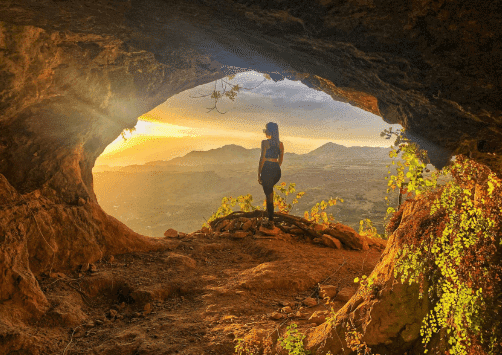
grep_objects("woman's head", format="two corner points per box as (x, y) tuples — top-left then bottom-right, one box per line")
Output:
(263, 122), (279, 146)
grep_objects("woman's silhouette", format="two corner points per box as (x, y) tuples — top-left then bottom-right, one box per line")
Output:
(258, 122), (284, 228)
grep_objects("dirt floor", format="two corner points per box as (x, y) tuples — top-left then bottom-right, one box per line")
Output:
(33, 219), (383, 355)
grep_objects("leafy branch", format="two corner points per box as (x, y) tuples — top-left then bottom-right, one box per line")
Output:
(190, 73), (272, 114)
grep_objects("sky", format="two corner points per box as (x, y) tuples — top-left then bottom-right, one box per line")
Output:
(95, 71), (401, 166)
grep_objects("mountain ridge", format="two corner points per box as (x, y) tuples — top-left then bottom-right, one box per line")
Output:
(98, 142), (390, 169)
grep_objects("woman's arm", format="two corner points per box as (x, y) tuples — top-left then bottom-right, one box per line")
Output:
(258, 140), (267, 182)
(278, 142), (284, 167)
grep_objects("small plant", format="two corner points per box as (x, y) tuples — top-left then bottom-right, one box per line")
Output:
(270, 182), (306, 214)
(204, 194), (260, 227)
(358, 218), (386, 240)
(234, 337), (260, 355)
(304, 197), (343, 228)
(345, 320), (379, 355)
(354, 275), (377, 298)
(278, 323), (310, 355)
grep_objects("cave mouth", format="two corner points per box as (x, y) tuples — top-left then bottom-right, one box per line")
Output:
(91, 70), (404, 238)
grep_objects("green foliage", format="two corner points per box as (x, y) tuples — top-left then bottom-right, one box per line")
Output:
(270, 182), (305, 214)
(358, 218), (386, 240)
(393, 155), (502, 354)
(382, 128), (449, 218)
(278, 323), (310, 355)
(204, 194), (260, 227)
(191, 73), (272, 114)
(205, 181), (345, 229)
(234, 337), (260, 355)
(304, 197), (343, 228)
(354, 274), (378, 299)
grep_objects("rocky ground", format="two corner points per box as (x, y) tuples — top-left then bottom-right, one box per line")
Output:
(21, 215), (385, 355)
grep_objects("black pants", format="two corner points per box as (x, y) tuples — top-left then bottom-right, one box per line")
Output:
(261, 161), (281, 196)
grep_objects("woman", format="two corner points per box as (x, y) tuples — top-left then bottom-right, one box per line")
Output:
(258, 122), (284, 228)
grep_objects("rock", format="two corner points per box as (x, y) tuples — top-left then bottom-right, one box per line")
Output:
(233, 231), (248, 239)
(320, 285), (338, 300)
(216, 219), (229, 232)
(279, 300), (291, 307)
(214, 232), (221, 238)
(289, 228), (304, 235)
(107, 255), (114, 263)
(178, 232), (187, 238)
(365, 236), (388, 251)
(164, 253), (196, 269)
(80, 263), (90, 272)
(281, 306), (293, 313)
(302, 297), (317, 307)
(294, 311), (302, 318)
(220, 232), (231, 238)
(270, 312), (285, 320)
(108, 309), (118, 318)
(241, 220), (253, 231)
(143, 303), (152, 315)
(164, 228), (178, 238)
(258, 225), (281, 236)
(325, 224), (369, 250)
(89, 264), (97, 273)
(226, 219), (237, 231)
(238, 217), (249, 223)
(78, 197), (86, 206)
(313, 224), (325, 232)
(335, 287), (356, 302)
(95, 319), (103, 326)
(201, 226), (210, 234)
(49, 272), (67, 279)
(309, 310), (329, 325)
(321, 235), (342, 249)
(313, 237), (323, 244)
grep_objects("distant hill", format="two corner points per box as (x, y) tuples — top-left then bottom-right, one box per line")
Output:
(307, 142), (389, 162)
(94, 143), (391, 172)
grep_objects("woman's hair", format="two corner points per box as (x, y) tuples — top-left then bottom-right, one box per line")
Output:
(265, 122), (280, 147)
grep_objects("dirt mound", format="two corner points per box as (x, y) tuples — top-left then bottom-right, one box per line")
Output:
(0, 216), (383, 354)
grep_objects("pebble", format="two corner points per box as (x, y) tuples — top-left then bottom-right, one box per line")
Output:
(281, 306), (293, 313)
(302, 297), (317, 307)
(270, 312), (285, 320)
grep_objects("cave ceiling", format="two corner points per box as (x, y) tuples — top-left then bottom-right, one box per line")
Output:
(0, 0), (501, 176)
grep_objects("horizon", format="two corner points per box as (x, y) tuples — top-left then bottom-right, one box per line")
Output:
(94, 71), (401, 167)
(94, 141), (392, 168)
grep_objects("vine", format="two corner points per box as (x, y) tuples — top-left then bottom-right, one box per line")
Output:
(393, 155), (502, 354)
(381, 127), (449, 217)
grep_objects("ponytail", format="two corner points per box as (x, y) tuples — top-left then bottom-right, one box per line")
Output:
(266, 122), (280, 147)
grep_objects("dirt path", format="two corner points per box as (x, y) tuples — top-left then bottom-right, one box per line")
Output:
(34, 226), (383, 354)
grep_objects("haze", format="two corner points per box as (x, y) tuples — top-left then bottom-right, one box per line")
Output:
(95, 71), (400, 167)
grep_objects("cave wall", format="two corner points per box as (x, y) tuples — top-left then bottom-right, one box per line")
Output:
(0, 0), (500, 337)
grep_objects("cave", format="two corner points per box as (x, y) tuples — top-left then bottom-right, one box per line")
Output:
(0, 0), (501, 354)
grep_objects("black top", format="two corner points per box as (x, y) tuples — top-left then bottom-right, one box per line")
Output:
(264, 139), (280, 159)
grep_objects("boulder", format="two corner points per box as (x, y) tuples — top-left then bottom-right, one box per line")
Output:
(258, 225), (281, 236)
(302, 297), (317, 307)
(321, 235), (342, 249)
(309, 310), (329, 325)
(233, 231), (248, 239)
(319, 285), (338, 300)
(325, 224), (369, 250)
(335, 287), (356, 302)
(163, 229), (178, 238)
(241, 220), (253, 231)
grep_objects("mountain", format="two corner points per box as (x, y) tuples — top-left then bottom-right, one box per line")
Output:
(306, 142), (389, 161)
